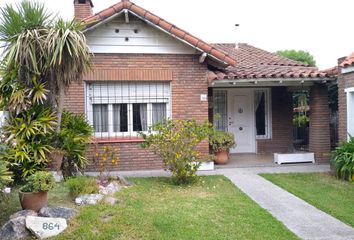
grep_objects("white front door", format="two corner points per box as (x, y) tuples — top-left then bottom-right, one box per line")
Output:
(229, 90), (255, 153)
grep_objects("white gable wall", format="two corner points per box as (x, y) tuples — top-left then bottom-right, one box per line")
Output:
(85, 14), (198, 54)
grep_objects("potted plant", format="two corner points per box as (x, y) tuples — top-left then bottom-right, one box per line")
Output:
(19, 171), (55, 212)
(210, 130), (236, 164)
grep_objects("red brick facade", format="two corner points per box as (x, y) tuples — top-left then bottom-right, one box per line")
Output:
(338, 70), (354, 141)
(64, 54), (209, 171)
(257, 87), (293, 154)
(309, 84), (331, 163)
(74, 0), (93, 21)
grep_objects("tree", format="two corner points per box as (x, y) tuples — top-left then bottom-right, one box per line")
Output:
(276, 49), (316, 67)
(0, 0), (92, 133)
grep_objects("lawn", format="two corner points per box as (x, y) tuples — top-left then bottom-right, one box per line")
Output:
(1, 176), (297, 240)
(260, 172), (354, 227)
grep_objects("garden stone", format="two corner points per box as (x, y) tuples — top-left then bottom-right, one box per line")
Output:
(10, 210), (38, 219)
(0, 217), (30, 240)
(50, 171), (63, 182)
(25, 216), (67, 239)
(118, 176), (133, 186)
(39, 207), (78, 220)
(75, 194), (104, 205)
(99, 182), (121, 195)
(103, 196), (119, 205)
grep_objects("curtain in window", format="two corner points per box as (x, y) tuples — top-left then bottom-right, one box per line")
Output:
(213, 90), (227, 131)
(152, 103), (166, 125)
(93, 104), (108, 132)
(113, 104), (121, 132)
(140, 104), (147, 131)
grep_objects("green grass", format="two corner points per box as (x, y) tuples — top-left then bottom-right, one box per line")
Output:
(54, 176), (297, 240)
(1, 176), (297, 239)
(260, 172), (354, 227)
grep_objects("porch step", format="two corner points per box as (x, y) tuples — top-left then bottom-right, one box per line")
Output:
(274, 153), (315, 164)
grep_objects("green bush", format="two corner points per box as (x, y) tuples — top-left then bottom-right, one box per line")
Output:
(331, 137), (354, 181)
(58, 111), (93, 177)
(20, 171), (55, 192)
(0, 105), (56, 180)
(66, 176), (99, 198)
(209, 130), (236, 152)
(0, 159), (13, 190)
(140, 119), (212, 184)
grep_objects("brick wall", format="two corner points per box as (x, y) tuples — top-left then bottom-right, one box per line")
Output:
(64, 54), (209, 171)
(338, 71), (354, 141)
(257, 87), (293, 154)
(309, 84), (331, 163)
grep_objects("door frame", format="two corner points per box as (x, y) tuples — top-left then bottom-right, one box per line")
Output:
(227, 88), (256, 153)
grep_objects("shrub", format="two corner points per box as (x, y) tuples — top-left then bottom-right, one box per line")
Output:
(331, 137), (354, 181)
(0, 159), (13, 202)
(66, 176), (99, 198)
(209, 130), (236, 152)
(140, 119), (212, 184)
(20, 171), (55, 192)
(57, 111), (93, 177)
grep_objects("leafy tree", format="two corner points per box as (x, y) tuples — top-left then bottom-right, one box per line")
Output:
(276, 49), (316, 67)
(0, 0), (92, 133)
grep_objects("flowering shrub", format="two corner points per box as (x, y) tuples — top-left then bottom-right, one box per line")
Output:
(140, 119), (212, 184)
(93, 145), (119, 184)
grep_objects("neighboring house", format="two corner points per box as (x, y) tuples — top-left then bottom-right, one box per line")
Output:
(338, 52), (354, 141)
(67, 0), (334, 171)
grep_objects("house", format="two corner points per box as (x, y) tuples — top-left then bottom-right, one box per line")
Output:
(338, 52), (354, 141)
(66, 0), (334, 171)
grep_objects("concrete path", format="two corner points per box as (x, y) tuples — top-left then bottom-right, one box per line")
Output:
(87, 164), (354, 240)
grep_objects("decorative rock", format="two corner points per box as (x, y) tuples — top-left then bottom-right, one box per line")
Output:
(0, 217), (30, 240)
(118, 176), (133, 186)
(50, 171), (63, 183)
(10, 210), (38, 220)
(39, 207), (78, 220)
(75, 194), (104, 206)
(25, 216), (67, 239)
(99, 182), (121, 195)
(103, 197), (119, 205)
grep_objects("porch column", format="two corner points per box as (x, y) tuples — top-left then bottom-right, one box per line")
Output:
(309, 84), (331, 163)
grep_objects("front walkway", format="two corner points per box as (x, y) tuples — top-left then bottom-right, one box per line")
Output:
(98, 164), (354, 240)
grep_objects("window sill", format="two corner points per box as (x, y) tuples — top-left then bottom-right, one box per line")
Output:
(92, 137), (145, 143)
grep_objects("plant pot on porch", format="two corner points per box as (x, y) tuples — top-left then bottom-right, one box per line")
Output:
(214, 150), (230, 164)
(19, 191), (48, 212)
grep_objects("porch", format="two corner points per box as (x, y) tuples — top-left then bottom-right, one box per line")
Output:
(214, 153), (316, 169)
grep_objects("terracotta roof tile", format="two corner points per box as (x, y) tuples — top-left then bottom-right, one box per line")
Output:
(82, 0), (236, 66)
(340, 52), (354, 67)
(209, 43), (332, 81)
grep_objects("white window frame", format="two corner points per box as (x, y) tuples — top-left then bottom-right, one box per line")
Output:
(254, 88), (272, 140)
(345, 87), (354, 140)
(86, 82), (171, 138)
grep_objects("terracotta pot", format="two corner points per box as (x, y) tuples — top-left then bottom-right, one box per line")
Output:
(48, 150), (65, 171)
(214, 150), (229, 164)
(19, 191), (48, 212)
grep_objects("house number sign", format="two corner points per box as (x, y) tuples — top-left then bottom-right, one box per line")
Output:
(43, 222), (60, 231)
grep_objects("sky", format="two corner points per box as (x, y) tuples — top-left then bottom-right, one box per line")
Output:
(0, 0), (353, 70)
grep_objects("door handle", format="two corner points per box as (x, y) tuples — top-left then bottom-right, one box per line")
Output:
(239, 127), (243, 131)
(229, 122), (234, 125)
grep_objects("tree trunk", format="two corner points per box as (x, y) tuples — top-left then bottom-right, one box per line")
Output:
(56, 80), (65, 133)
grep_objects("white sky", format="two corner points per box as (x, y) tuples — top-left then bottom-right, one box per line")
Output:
(1, 0), (353, 69)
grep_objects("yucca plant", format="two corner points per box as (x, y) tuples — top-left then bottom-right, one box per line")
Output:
(331, 137), (354, 181)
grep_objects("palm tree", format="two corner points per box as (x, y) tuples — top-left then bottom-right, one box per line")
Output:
(0, 0), (92, 132)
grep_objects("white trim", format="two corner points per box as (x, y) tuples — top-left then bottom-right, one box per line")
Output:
(346, 90), (354, 140)
(344, 87), (354, 93)
(341, 66), (354, 74)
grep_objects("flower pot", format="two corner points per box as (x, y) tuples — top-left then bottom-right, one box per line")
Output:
(48, 150), (65, 171)
(214, 150), (229, 164)
(19, 191), (48, 212)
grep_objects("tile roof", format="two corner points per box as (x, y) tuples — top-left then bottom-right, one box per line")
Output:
(340, 52), (354, 67)
(208, 43), (331, 81)
(82, 0), (236, 66)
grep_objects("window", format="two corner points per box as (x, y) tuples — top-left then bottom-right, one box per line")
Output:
(87, 82), (171, 137)
(346, 88), (354, 139)
(254, 89), (271, 139)
(213, 90), (227, 132)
